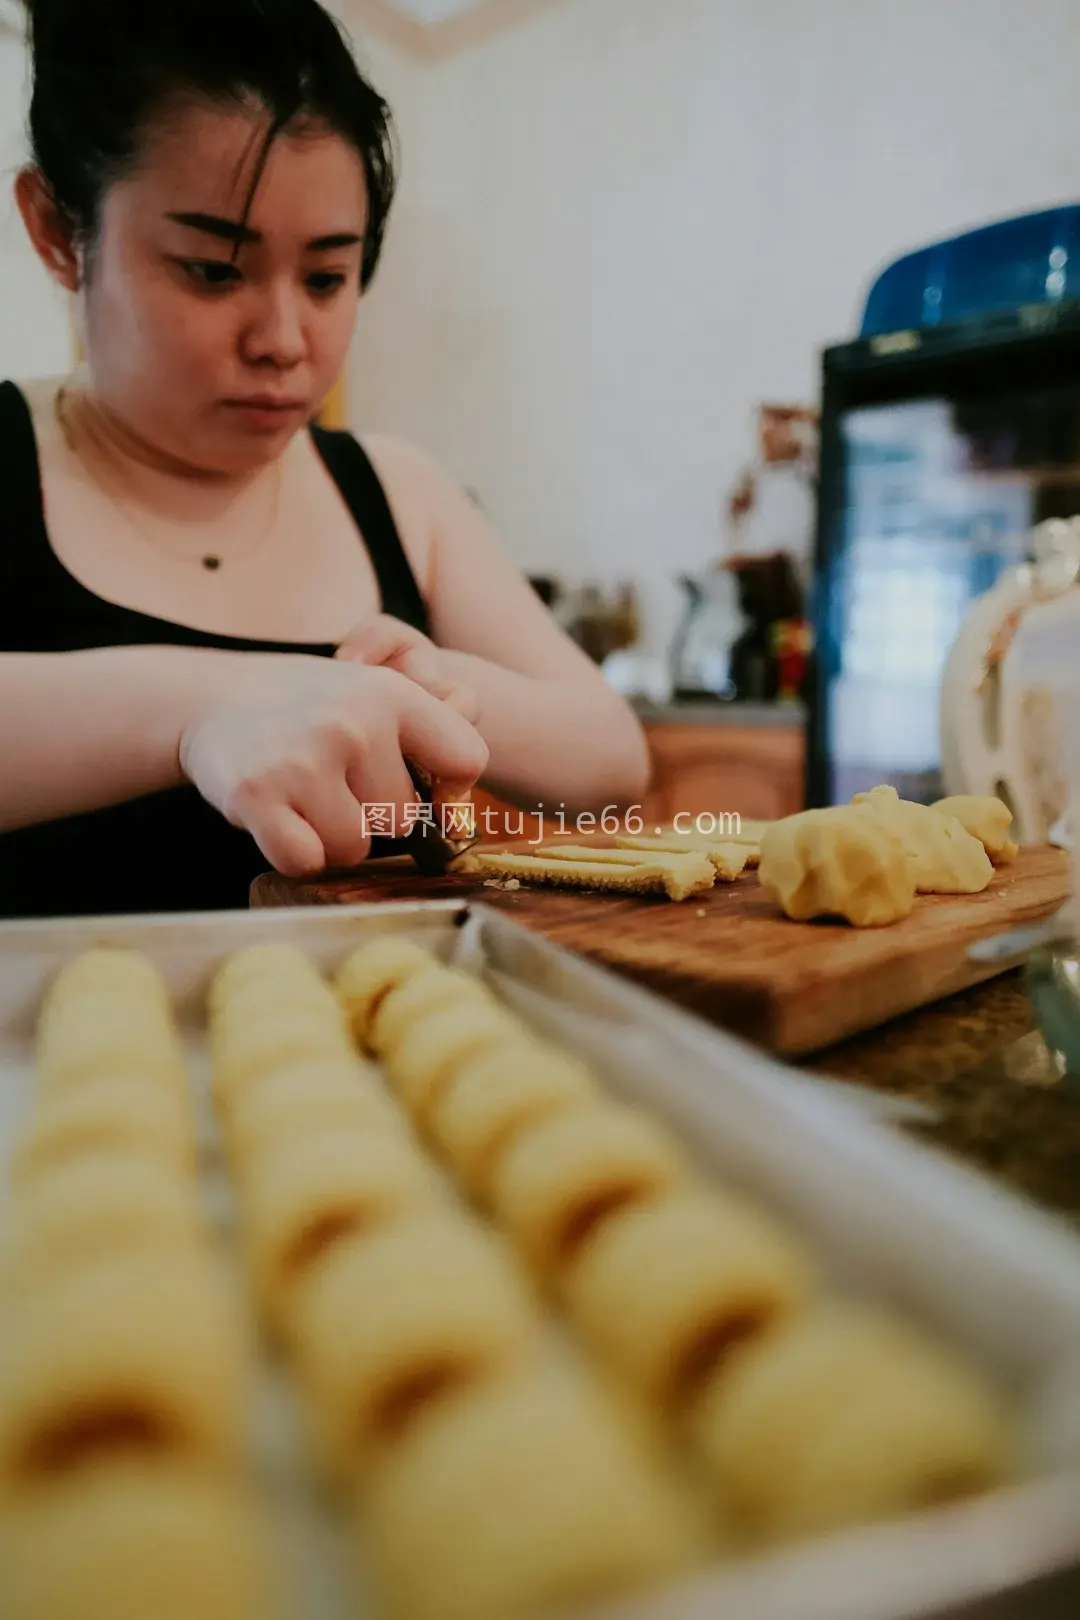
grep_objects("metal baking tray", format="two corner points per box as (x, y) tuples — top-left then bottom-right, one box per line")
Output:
(1, 899), (1079, 1620)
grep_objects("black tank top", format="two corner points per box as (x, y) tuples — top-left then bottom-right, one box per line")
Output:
(0, 380), (430, 919)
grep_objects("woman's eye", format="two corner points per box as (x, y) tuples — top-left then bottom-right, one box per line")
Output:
(307, 271), (348, 297)
(180, 260), (241, 290)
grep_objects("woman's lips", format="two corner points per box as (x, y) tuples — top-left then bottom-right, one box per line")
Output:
(222, 398), (309, 431)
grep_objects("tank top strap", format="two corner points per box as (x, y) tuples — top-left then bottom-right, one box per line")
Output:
(310, 424), (430, 636)
(0, 380), (57, 609)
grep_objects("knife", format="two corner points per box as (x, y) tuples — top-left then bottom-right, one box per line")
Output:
(403, 759), (480, 876)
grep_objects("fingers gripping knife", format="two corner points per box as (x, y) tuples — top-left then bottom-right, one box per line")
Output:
(404, 761), (479, 876)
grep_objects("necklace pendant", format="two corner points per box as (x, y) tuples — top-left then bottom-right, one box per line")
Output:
(202, 555), (222, 571)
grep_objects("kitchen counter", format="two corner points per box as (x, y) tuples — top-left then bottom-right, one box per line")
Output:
(631, 698), (805, 727)
(808, 972), (1080, 1222)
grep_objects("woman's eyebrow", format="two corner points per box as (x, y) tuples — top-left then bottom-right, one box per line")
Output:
(167, 211), (258, 244)
(166, 212), (362, 251)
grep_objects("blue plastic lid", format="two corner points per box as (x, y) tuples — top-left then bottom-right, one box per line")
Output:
(860, 205), (1080, 337)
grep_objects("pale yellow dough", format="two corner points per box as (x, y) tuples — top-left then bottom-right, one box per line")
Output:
(758, 806), (916, 927)
(210, 992), (354, 1107)
(334, 936), (440, 1046)
(286, 1212), (537, 1469)
(0, 1248), (247, 1488)
(563, 1188), (817, 1406)
(9, 1075), (194, 1192)
(0, 1153), (202, 1290)
(362, 1363), (709, 1620)
(688, 1303), (1012, 1543)
(239, 1123), (442, 1319)
(35, 949), (188, 1096)
(0, 1459), (273, 1620)
(932, 794), (1019, 863)
(382, 999), (524, 1120)
(223, 1054), (404, 1167)
(369, 963), (497, 1058)
(615, 833), (753, 878)
(851, 785), (994, 894)
(489, 1103), (689, 1275)
(430, 1039), (598, 1196)
(457, 847), (716, 901)
(208, 939), (332, 1016)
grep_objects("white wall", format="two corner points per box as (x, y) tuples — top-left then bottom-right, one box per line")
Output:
(0, 33), (71, 379)
(343, 0), (1080, 650)
(5, 4), (1080, 656)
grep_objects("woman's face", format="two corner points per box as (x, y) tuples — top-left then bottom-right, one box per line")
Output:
(77, 100), (368, 475)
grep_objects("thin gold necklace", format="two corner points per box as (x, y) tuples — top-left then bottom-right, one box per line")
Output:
(54, 386), (284, 572)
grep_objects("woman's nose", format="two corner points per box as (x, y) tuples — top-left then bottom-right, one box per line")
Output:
(242, 286), (308, 369)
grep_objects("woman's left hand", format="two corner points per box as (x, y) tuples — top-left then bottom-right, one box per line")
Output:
(335, 615), (481, 727)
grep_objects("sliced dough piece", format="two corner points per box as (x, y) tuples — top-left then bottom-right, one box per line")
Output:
(538, 841), (747, 881)
(334, 936), (441, 1046)
(851, 785), (993, 894)
(932, 794), (1019, 863)
(688, 1303), (1013, 1543)
(0, 1249), (248, 1488)
(208, 939), (327, 1007)
(429, 1040), (598, 1196)
(488, 1104), (689, 1276)
(224, 1055), (405, 1167)
(758, 806), (915, 927)
(564, 1189), (817, 1407)
(0, 1459), (273, 1620)
(9, 1076), (194, 1193)
(369, 964), (497, 1058)
(36, 949), (187, 1096)
(363, 1362), (710, 1620)
(458, 849), (715, 902)
(210, 995), (355, 1108)
(0, 1153), (202, 1290)
(239, 1123), (443, 1319)
(40, 946), (174, 1009)
(382, 1000), (525, 1121)
(286, 1212), (538, 1469)
(615, 834), (754, 877)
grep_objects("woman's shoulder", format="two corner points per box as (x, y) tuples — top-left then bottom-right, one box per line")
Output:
(359, 431), (458, 499)
(1, 376), (61, 414)
(359, 431), (488, 537)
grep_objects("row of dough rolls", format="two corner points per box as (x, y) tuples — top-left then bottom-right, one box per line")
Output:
(348, 936), (1014, 1558)
(211, 937), (709, 1620)
(0, 948), (274, 1620)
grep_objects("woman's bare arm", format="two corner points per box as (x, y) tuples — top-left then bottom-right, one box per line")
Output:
(363, 435), (652, 814)
(0, 645), (230, 831)
(0, 646), (488, 878)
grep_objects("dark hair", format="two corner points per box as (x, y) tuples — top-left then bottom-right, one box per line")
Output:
(23, 0), (398, 287)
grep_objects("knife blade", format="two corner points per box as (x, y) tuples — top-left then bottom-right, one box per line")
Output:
(403, 759), (479, 876)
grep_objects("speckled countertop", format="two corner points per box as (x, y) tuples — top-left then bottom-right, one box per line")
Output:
(807, 972), (1080, 1222)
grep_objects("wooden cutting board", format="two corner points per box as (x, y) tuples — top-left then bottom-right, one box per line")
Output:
(250, 845), (1070, 1057)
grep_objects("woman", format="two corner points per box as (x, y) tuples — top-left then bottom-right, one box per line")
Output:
(0, 0), (649, 918)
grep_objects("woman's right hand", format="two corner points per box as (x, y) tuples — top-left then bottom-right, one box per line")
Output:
(177, 654), (488, 877)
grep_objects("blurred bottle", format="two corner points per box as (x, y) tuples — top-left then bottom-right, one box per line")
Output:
(728, 553), (811, 703)
(669, 570), (741, 700)
(564, 583), (609, 663)
(609, 583), (640, 652)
